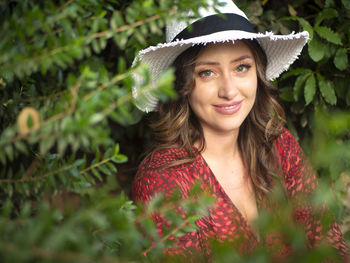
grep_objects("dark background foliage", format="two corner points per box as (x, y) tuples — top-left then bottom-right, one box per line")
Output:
(0, 0), (349, 262)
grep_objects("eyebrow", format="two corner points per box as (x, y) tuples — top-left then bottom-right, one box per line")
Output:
(195, 55), (253, 67)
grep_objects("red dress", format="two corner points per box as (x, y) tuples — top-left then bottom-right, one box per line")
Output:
(132, 129), (349, 261)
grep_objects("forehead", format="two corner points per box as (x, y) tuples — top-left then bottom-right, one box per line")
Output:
(197, 40), (253, 60)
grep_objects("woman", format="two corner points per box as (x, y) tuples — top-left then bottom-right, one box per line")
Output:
(131, 0), (349, 261)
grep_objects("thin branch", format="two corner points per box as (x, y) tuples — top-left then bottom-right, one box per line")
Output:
(22, 157), (41, 180)
(57, 0), (75, 12)
(102, 80), (155, 116)
(89, 8), (175, 39)
(82, 69), (137, 102)
(7, 127), (62, 146)
(68, 78), (81, 113)
(0, 8), (176, 72)
(80, 156), (114, 174)
(1, 90), (65, 107)
(0, 161), (73, 183)
(4, 68), (136, 145)
(0, 154), (113, 184)
(6, 80), (81, 144)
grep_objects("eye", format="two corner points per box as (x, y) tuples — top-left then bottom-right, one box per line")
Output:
(236, 64), (252, 73)
(198, 69), (214, 78)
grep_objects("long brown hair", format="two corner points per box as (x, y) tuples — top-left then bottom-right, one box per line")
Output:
(145, 40), (285, 193)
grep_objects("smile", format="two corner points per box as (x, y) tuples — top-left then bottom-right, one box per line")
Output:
(213, 101), (243, 115)
(221, 105), (239, 109)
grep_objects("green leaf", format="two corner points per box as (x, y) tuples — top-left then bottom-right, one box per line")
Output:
(315, 26), (342, 45)
(118, 57), (126, 74)
(110, 12), (119, 30)
(293, 73), (310, 101)
(99, 66), (109, 83)
(57, 173), (67, 185)
(308, 36), (324, 62)
(74, 158), (85, 168)
(99, 38), (107, 50)
(58, 139), (68, 157)
(1, 199), (13, 217)
(4, 145), (14, 162)
(281, 68), (312, 79)
(106, 162), (117, 173)
(342, 0), (350, 9)
(114, 144), (120, 157)
(40, 137), (55, 155)
(0, 151), (6, 165)
(6, 184), (13, 198)
(115, 154), (128, 164)
(91, 168), (103, 182)
(15, 141), (28, 154)
(102, 150), (111, 160)
(334, 48), (348, 71)
(92, 39), (100, 53)
(317, 74), (337, 105)
(325, 0), (335, 8)
(281, 17), (314, 40)
(279, 87), (294, 102)
(98, 164), (111, 176)
(70, 168), (80, 179)
(346, 88), (350, 105)
(315, 8), (338, 26)
(89, 113), (104, 124)
(113, 32), (128, 49)
(304, 74), (316, 105)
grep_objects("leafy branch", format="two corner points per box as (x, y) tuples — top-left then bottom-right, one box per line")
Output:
(0, 145), (125, 184)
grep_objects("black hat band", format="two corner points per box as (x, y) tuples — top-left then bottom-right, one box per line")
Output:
(172, 13), (255, 42)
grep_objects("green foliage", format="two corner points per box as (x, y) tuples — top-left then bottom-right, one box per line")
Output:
(0, 177), (214, 263)
(0, 0), (349, 262)
(241, 0), (350, 250)
(0, 0), (223, 262)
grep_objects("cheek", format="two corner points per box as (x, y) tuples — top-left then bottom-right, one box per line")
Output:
(188, 90), (200, 111)
(188, 86), (210, 117)
(249, 80), (258, 106)
(240, 77), (258, 99)
(248, 74), (258, 96)
(189, 84), (206, 105)
(252, 83), (258, 99)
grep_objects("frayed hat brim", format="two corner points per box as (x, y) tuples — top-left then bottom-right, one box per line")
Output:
(132, 30), (309, 112)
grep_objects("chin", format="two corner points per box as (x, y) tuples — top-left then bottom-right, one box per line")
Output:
(213, 123), (243, 134)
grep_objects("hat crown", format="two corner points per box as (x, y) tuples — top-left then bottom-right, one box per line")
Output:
(165, 0), (248, 43)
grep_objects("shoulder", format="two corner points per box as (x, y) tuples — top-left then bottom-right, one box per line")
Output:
(132, 146), (197, 202)
(275, 127), (317, 196)
(275, 127), (306, 176)
(275, 127), (299, 152)
(142, 146), (194, 170)
(275, 127), (303, 163)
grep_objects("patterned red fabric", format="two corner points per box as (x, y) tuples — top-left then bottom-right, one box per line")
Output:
(132, 128), (349, 261)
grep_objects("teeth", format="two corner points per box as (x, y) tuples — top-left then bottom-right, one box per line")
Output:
(221, 105), (238, 109)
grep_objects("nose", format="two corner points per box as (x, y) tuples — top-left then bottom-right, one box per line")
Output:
(218, 73), (238, 100)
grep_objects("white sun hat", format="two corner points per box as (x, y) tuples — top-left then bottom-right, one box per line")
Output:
(132, 0), (309, 112)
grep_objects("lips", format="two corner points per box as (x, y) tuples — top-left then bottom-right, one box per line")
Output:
(213, 100), (243, 115)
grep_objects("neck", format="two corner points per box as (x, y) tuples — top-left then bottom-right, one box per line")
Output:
(200, 129), (240, 160)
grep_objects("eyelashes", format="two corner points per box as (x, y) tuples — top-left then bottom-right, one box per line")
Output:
(198, 69), (214, 78)
(236, 64), (252, 72)
(196, 64), (253, 79)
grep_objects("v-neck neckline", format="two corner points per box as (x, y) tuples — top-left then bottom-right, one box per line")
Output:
(196, 151), (260, 239)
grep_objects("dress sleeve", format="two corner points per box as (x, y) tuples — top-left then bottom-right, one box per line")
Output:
(276, 129), (349, 262)
(131, 160), (207, 260)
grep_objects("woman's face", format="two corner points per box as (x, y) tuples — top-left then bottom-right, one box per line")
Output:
(189, 41), (258, 136)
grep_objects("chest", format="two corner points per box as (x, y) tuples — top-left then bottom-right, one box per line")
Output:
(212, 165), (258, 226)
(201, 154), (258, 228)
